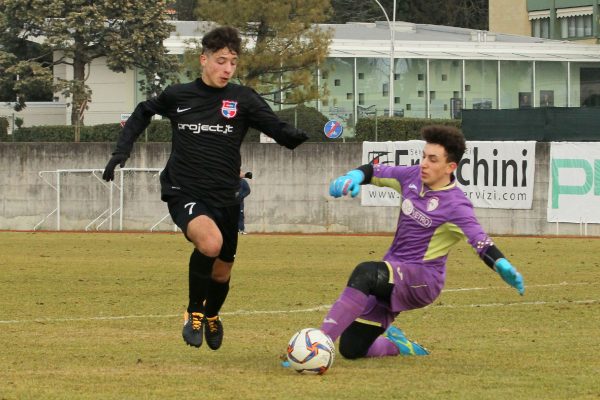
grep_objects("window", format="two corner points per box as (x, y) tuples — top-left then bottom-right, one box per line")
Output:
(561, 15), (593, 38)
(358, 73), (364, 80)
(334, 79), (341, 86)
(382, 83), (389, 97)
(531, 18), (550, 38)
(359, 93), (365, 105)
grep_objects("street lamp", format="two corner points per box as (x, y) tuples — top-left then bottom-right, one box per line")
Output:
(373, 0), (396, 117)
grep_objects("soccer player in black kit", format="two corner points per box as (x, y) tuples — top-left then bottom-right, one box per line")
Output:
(102, 26), (308, 350)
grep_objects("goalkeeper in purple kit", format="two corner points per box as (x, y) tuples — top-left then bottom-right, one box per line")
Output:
(321, 125), (525, 359)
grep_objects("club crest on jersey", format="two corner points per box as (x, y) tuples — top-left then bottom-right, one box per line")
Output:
(427, 196), (439, 211)
(221, 100), (238, 118)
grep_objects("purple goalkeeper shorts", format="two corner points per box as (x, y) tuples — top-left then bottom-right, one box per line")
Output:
(356, 260), (445, 328)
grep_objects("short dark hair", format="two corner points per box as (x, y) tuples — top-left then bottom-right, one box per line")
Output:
(201, 26), (241, 55)
(421, 125), (466, 163)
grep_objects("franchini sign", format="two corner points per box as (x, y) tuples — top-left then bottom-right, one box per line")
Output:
(361, 141), (536, 210)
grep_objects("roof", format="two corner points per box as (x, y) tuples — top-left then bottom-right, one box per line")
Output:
(167, 20), (600, 62)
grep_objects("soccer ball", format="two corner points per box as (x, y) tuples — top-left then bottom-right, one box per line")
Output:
(286, 328), (335, 375)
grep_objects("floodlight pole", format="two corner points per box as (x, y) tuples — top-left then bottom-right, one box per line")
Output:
(373, 0), (396, 117)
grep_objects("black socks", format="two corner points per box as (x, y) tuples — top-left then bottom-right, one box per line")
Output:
(187, 249), (215, 313)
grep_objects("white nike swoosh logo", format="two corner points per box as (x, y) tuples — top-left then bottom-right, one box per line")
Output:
(177, 107), (191, 113)
(323, 318), (337, 325)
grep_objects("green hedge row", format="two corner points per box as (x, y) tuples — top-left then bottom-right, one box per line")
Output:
(354, 117), (461, 141)
(0, 108), (459, 143)
(0, 105), (335, 142)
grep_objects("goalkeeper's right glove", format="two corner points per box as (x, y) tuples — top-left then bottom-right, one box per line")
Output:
(494, 258), (525, 296)
(329, 169), (364, 198)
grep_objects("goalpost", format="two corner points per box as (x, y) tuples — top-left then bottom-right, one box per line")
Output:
(34, 167), (176, 231)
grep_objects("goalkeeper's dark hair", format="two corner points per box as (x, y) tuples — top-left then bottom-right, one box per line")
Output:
(421, 125), (466, 163)
(201, 26), (241, 56)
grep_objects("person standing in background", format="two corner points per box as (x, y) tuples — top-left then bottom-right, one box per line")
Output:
(239, 170), (252, 234)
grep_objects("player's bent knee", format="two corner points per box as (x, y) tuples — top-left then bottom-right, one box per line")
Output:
(347, 261), (379, 295)
(196, 243), (221, 258)
(187, 216), (223, 257)
(338, 342), (367, 360)
(339, 331), (369, 360)
(347, 261), (392, 299)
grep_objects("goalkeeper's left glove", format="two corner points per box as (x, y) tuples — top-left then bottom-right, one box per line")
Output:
(329, 170), (364, 198)
(494, 258), (525, 296)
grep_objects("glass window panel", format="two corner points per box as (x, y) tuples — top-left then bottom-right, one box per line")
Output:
(576, 16), (584, 37)
(393, 59), (427, 118)
(532, 19), (541, 37)
(561, 19), (568, 38)
(570, 62), (600, 107)
(500, 60), (532, 109)
(584, 15), (592, 36)
(541, 19), (549, 38)
(464, 60), (498, 110)
(356, 57), (390, 118)
(321, 57), (355, 132)
(428, 59), (462, 119)
(535, 61), (568, 107)
(568, 18), (576, 37)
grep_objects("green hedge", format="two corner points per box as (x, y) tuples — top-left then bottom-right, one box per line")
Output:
(247, 104), (337, 142)
(0, 111), (461, 143)
(0, 121), (178, 142)
(0, 105), (334, 142)
(354, 117), (462, 142)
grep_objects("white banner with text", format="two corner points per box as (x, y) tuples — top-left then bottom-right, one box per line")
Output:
(547, 142), (600, 223)
(361, 141), (536, 209)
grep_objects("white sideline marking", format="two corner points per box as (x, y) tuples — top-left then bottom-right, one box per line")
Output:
(443, 281), (592, 293)
(0, 282), (597, 325)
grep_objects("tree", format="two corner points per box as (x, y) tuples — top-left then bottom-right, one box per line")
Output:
(328, 0), (389, 23)
(0, 0), (180, 127)
(194, 0), (333, 105)
(0, 28), (54, 104)
(167, 0), (197, 21)
(397, 0), (488, 30)
(329, 0), (488, 30)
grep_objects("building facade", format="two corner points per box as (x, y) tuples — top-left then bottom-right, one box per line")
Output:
(490, 0), (600, 43)
(5, 19), (600, 137)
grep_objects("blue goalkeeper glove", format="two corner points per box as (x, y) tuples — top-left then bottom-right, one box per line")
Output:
(329, 170), (364, 198)
(494, 258), (525, 295)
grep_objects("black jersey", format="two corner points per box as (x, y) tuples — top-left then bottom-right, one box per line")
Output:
(114, 79), (308, 207)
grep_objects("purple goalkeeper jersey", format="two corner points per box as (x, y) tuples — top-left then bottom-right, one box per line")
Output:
(371, 164), (494, 312)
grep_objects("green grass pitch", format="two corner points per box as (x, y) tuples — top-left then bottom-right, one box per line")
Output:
(0, 232), (599, 399)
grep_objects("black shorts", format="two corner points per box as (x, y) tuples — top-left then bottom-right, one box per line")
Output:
(166, 195), (240, 263)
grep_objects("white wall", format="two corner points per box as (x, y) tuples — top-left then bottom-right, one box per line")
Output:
(1, 142), (599, 236)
